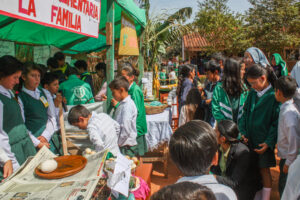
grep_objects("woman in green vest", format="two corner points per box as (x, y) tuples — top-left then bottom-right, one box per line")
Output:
(121, 63), (148, 156)
(212, 58), (248, 124)
(239, 64), (280, 200)
(271, 53), (288, 78)
(0, 56), (36, 181)
(18, 62), (61, 155)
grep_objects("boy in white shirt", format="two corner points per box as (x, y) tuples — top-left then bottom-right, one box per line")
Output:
(68, 105), (120, 156)
(274, 76), (300, 197)
(109, 76), (138, 156)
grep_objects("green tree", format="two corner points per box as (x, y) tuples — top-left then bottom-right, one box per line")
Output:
(246, 0), (300, 54)
(194, 0), (251, 55)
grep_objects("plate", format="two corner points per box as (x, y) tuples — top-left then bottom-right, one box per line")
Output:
(35, 155), (87, 179)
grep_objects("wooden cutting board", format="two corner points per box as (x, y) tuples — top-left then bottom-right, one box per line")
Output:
(35, 155), (87, 179)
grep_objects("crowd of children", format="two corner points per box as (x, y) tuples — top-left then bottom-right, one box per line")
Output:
(0, 53), (148, 183)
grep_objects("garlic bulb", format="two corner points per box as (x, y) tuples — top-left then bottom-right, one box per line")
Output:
(39, 159), (58, 173)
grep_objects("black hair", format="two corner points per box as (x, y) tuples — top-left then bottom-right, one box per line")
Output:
(109, 76), (129, 91)
(47, 57), (59, 69)
(0, 55), (23, 79)
(151, 182), (216, 200)
(120, 62), (139, 77)
(211, 52), (226, 65)
(185, 88), (205, 122)
(67, 67), (79, 76)
(222, 58), (245, 97)
(74, 60), (88, 71)
(217, 120), (239, 143)
(169, 120), (218, 176)
(54, 52), (65, 61)
(245, 64), (278, 87)
(68, 105), (91, 125)
(206, 60), (221, 73)
(41, 72), (59, 87)
(95, 62), (106, 74)
(274, 76), (297, 99)
(180, 64), (194, 78)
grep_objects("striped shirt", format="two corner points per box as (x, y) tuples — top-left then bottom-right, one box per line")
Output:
(87, 112), (120, 156)
(114, 95), (137, 147)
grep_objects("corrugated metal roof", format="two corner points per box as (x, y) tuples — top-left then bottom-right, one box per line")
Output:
(183, 32), (209, 51)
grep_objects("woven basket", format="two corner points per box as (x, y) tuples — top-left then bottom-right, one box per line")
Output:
(145, 104), (168, 115)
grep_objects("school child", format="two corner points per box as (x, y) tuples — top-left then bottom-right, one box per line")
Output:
(109, 76), (138, 157)
(212, 58), (248, 124)
(274, 76), (300, 197)
(74, 60), (94, 95)
(59, 67), (94, 105)
(169, 120), (237, 200)
(169, 67), (177, 84)
(54, 51), (72, 77)
(203, 60), (221, 126)
(0, 56), (36, 180)
(179, 88), (205, 126)
(151, 182), (216, 200)
(239, 64), (280, 200)
(94, 62), (107, 101)
(68, 105), (120, 156)
(271, 53), (288, 78)
(159, 68), (167, 85)
(211, 120), (261, 200)
(121, 63), (148, 156)
(47, 57), (66, 84)
(18, 62), (61, 154)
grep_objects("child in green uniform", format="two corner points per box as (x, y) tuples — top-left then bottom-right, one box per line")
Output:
(212, 58), (248, 124)
(239, 64), (280, 200)
(74, 60), (94, 95)
(18, 62), (60, 154)
(0, 56), (36, 181)
(121, 63), (148, 156)
(159, 68), (167, 85)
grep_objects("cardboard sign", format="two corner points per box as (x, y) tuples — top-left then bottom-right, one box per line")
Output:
(0, 0), (101, 38)
(118, 13), (139, 56)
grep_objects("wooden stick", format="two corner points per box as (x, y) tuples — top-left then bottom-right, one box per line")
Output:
(59, 103), (68, 155)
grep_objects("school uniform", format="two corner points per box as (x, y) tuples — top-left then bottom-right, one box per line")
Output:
(277, 99), (300, 196)
(59, 75), (94, 105)
(0, 86), (36, 180)
(179, 78), (193, 112)
(177, 175), (237, 200)
(87, 112), (120, 156)
(128, 82), (148, 156)
(239, 85), (280, 168)
(203, 81), (219, 126)
(18, 87), (61, 154)
(80, 72), (94, 95)
(114, 95), (138, 157)
(211, 142), (262, 200)
(212, 82), (248, 123)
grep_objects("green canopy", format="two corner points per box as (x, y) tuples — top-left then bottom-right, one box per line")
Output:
(0, 0), (146, 53)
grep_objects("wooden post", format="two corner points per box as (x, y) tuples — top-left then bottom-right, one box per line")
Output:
(59, 104), (68, 155)
(138, 32), (144, 87)
(106, 0), (115, 111)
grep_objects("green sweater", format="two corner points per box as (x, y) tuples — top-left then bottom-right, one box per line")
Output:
(238, 87), (280, 149)
(129, 82), (147, 136)
(212, 82), (248, 123)
(59, 75), (94, 105)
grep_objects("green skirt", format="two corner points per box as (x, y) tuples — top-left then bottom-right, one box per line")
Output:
(120, 145), (138, 157)
(49, 131), (63, 156)
(257, 148), (276, 168)
(136, 135), (148, 156)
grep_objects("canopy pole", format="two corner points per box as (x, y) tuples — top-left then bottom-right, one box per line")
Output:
(106, 0), (115, 111)
(138, 31), (144, 88)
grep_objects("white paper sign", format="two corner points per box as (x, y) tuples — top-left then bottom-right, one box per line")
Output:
(34, 45), (50, 65)
(0, 41), (15, 57)
(0, 0), (101, 38)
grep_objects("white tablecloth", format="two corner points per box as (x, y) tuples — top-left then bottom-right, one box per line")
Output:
(146, 108), (173, 151)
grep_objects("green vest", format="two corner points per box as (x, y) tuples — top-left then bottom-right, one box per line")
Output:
(129, 82), (147, 136)
(0, 93), (36, 167)
(212, 82), (249, 123)
(160, 72), (166, 80)
(19, 89), (48, 137)
(238, 88), (280, 149)
(59, 75), (95, 105)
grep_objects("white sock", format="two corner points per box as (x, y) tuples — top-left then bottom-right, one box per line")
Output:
(254, 189), (262, 200)
(262, 187), (271, 200)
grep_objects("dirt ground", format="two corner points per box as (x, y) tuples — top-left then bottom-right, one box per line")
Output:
(150, 157), (281, 200)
